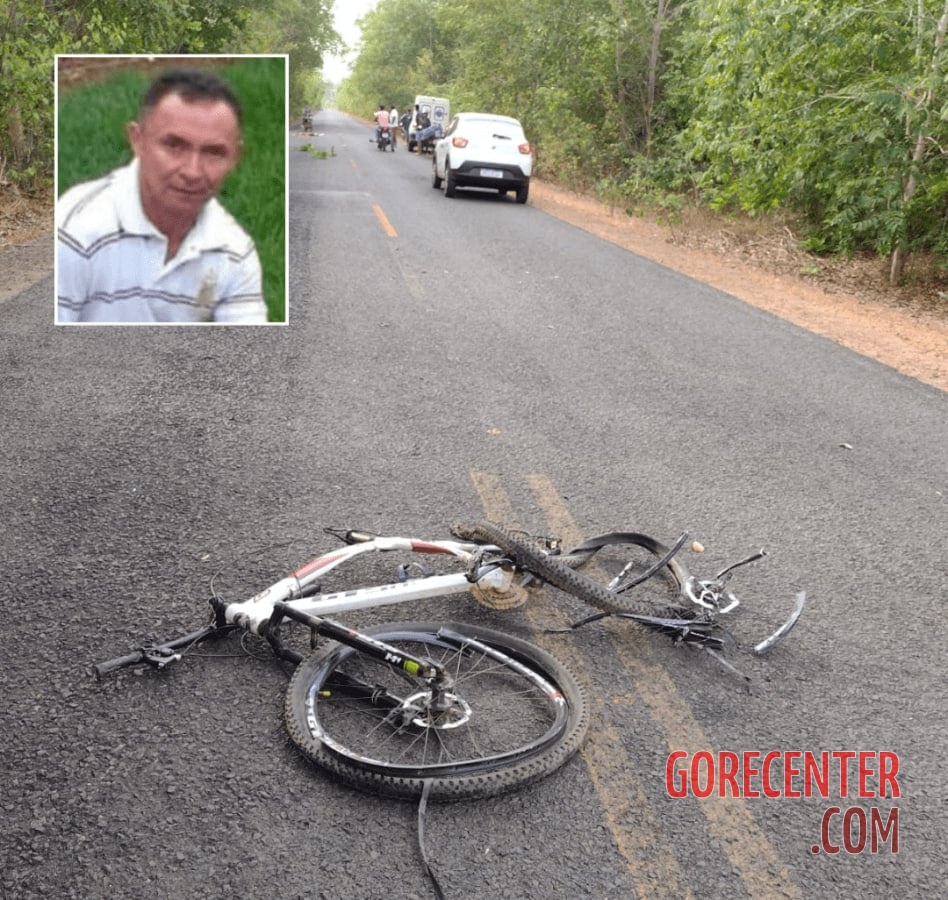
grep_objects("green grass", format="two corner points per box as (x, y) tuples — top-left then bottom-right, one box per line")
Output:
(299, 143), (335, 159)
(58, 57), (287, 323)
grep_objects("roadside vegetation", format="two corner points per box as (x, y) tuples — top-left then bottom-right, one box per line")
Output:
(0, 0), (337, 184)
(338, 0), (947, 291)
(2, 1), (945, 296)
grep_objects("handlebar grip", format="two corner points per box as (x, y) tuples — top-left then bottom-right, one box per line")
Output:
(93, 650), (145, 679)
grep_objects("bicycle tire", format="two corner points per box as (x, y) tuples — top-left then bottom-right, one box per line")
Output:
(285, 621), (587, 801)
(461, 521), (688, 617)
(561, 531), (697, 617)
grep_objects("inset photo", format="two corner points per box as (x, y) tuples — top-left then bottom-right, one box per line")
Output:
(55, 55), (287, 325)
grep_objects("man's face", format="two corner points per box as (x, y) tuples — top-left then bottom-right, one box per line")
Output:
(127, 92), (241, 229)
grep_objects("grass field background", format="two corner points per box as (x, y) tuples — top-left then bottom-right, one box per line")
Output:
(57, 56), (287, 323)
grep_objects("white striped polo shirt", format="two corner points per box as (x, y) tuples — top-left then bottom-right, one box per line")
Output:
(56, 159), (268, 324)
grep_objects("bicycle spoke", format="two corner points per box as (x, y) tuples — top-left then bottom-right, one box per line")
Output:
(309, 638), (560, 769)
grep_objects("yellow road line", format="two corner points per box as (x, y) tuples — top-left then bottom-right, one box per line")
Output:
(525, 472), (802, 899)
(372, 203), (398, 237)
(469, 471), (693, 898)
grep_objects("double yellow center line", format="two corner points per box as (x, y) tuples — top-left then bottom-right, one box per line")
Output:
(471, 470), (801, 899)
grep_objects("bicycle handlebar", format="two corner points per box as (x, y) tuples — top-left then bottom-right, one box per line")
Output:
(94, 648), (153, 678)
(94, 622), (229, 679)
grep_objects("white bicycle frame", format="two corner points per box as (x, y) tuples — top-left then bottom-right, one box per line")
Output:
(224, 536), (512, 635)
(94, 528), (803, 680)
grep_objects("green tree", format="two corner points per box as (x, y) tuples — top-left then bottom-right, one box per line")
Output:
(338, 0), (445, 116)
(890, 1), (947, 280)
(664, 0), (948, 273)
(1, 0), (258, 190)
(1, 2), (63, 187)
(230, 0), (339, 112)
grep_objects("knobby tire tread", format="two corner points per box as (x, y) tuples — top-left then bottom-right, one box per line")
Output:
(465, 521), (676, 616)
(285, 621), (588, 801)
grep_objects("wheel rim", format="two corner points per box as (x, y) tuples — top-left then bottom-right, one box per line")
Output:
(302, 631), (570, 778)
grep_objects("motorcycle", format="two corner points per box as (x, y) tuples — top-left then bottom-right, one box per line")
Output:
(376, 127), (394, 152)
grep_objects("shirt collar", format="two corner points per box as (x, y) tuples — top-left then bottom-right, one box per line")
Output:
(114, 158), (226, 260)
(114, 159), (158, 237)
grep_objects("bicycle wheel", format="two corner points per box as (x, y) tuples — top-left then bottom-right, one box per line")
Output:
(285, 621), (588, 801)
(561, 531), (697, 616)
(463, 521), (691, 617)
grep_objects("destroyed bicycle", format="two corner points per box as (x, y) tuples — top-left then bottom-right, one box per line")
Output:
(95, 521), (804, 800)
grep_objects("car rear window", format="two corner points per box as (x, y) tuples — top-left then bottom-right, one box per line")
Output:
(467, 119), (523, 140)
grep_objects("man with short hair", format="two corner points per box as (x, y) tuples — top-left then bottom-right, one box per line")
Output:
(57, 68), (268, 324)
(373, 104), (390, 143)
(389, 104), (399, 147)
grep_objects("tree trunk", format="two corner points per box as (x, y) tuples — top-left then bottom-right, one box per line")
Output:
(890, 2), (948, 284)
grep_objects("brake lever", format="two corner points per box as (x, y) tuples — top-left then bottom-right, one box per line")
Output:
(140, 647), (183, 669)
(323, 527), (379, 545)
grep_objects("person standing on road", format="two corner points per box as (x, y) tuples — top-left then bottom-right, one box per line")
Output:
(389, 104), (399, 147)
(56, 68), (267, 324)
(373, 104), (390, 143)
(415, 106), (432, 154)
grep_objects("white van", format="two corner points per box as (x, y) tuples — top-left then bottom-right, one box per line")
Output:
(410, 95), (450, 152)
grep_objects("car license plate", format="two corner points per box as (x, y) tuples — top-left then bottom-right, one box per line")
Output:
(481, 168), (504, 178)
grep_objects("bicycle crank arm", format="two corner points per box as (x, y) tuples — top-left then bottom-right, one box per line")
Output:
(754, 592), (806, 655)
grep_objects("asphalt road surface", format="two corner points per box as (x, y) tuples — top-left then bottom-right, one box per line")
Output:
(2, 109), (944, 899)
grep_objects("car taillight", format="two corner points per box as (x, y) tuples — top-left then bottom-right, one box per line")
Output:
(519, 142), (532, 155)
(452, 136), (469, 148)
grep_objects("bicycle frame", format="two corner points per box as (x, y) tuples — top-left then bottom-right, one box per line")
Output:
(223, 536), (511, 636)
(94, 535), (518, 679)
(94, 525), (803, 681)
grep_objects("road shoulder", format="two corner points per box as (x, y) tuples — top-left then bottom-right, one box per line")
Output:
(530, 181), (946, 393)
(0, 235), (53, 304)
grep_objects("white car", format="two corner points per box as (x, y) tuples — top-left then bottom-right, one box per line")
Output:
(432, 113), (533, 203)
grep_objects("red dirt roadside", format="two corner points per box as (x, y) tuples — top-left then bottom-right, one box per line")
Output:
(529, 182), (946, 392)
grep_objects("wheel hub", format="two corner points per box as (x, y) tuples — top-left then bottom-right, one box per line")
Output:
(403, 691), (472, 729)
